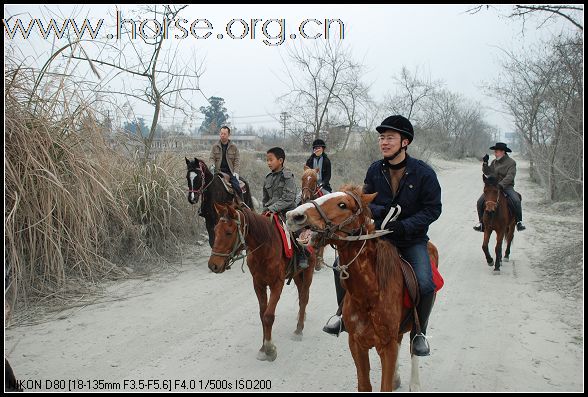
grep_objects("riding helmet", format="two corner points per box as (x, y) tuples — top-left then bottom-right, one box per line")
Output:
(312, 139), (326, 148)
(376, 115), (414, 143)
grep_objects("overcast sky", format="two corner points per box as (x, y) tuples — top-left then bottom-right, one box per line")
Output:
(4, 4), (580, 135)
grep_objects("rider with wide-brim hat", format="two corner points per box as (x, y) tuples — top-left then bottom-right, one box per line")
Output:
(474, 142), (526, 232)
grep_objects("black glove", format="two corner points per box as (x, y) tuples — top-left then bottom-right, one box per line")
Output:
(385, 220), (406, 238)
(482, 154), (489, 163)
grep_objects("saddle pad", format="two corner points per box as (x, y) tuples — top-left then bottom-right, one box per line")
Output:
(403, 259), (444, 308)
(217, 173), (247, 194)
(272, 214), (293, 259)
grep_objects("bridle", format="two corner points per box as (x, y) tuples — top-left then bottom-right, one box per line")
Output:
(484, 185), (501, 229)
(306, 190), (392, 279)
(209, 209), (252, 270)
(301, 183), (323, 203)
(187, 161), (213, 196)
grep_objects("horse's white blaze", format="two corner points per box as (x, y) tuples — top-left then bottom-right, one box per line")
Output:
(307, 176), (312, 181)
(290, 192), (347, 216)
(409, 354), (421, 392)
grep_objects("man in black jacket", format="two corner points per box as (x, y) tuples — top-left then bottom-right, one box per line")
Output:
(323, 115), (442, 357)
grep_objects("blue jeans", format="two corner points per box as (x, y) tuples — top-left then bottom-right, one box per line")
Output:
(398, 242), (435, 295)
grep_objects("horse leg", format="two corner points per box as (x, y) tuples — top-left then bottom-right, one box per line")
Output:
(378, 341), (400, 392)
(292, 267), (314, 340)
(494, 231), (504, 271)
(409, 353), (422, 391)
(259, 281), (284, 362)
(315, 246), (325, 270)
(349, 337), (372, 391)
(482, 230), (493, 266)
(504, 224), (515, 261)
(205, 217), (216, 248)
(393, 344), (402, 390)
(253, 283), (270, 361)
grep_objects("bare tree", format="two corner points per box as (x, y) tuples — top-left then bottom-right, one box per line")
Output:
(278, 40), (361, 144)
(465, 4), (583, 30)
(68, 5), (205, 165)
(385, 66), (441, 124)
(489, 34), (583, 200)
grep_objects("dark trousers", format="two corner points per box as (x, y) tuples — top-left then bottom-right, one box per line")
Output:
(331, 241), (435, 307)
(398, 242), (436, 296)
(477, 188), (522, 223)
(230, 175), (243, 200)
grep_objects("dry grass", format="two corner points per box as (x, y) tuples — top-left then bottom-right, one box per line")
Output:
(4, 66), (202, 316)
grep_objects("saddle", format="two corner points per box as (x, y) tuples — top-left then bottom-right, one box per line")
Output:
(399, 256), (444, 309)
(217, 172), (247, 195)
(398, 256), (444, 333)
(502, 190), (522, 217)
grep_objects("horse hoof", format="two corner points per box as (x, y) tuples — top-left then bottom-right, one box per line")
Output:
(291, 332), (303, 342)
(504, 257), (509, 262)
(394, 377), (401, 390)
(487, 260), (494, 267)
(493, 267), (501, 272)
(265, 347), (277, 362)
(256, 350), (268, 361)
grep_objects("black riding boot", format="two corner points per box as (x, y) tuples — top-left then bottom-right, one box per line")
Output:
(411, 292), (435, 356)
(323, 259), (347, 336)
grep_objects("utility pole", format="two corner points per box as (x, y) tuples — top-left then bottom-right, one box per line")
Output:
(279, 112), (289, 141)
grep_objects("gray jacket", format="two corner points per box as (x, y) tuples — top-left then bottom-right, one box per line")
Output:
(262, 167), (297, 215)
(483, 154), (516, 190)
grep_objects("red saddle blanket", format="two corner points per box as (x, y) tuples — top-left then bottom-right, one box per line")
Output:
(403, 259), (444, 308)
(272, 214), (293, 259)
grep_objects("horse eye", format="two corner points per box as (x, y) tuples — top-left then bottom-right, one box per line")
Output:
(338, 203), (347, 209)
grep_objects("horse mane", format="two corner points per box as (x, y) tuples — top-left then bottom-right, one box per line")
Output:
(336, 184), (399, 288)
(374, 239), (402, 290)
(302, 167), (318, 179)
(241, 207), (277, 245)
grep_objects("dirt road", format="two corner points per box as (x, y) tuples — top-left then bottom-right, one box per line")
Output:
(5, 157), (583, 392)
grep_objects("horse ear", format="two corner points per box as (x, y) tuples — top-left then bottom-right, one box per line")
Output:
(361, 192), (378, 205)
(213, 202), (227, 216)
(185, 157), (190, 165)
(304, 164), (310, 171)
(226, 203), (238, 218)
(314, 168), (320, 174)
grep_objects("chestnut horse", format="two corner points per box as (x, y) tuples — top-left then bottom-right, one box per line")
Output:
(481, 175), (516, 271)
(207, 203), (316, 362)
(300, 165), (326, 270)
(286, 185), (439, 392)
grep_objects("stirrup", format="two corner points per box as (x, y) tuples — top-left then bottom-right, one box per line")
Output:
(473, 223), (483, 232)
(516, 222), (526, 231)
(322, 315), (343, 337)
(411, 333), (430, 356)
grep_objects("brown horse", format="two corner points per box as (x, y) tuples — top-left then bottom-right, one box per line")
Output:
(286, 185), (439, 392)
(207, 203), (316, 361)
(481, 175), (516, 271)
(300, 165), (326, 270)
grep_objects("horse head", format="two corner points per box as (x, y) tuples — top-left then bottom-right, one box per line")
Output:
(300, 165), (320, 203)
(186, 157), (209, 204)
(286, 184), (377, 246)
(208, 202), (245, 273)
(482, 174), (500, 213)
